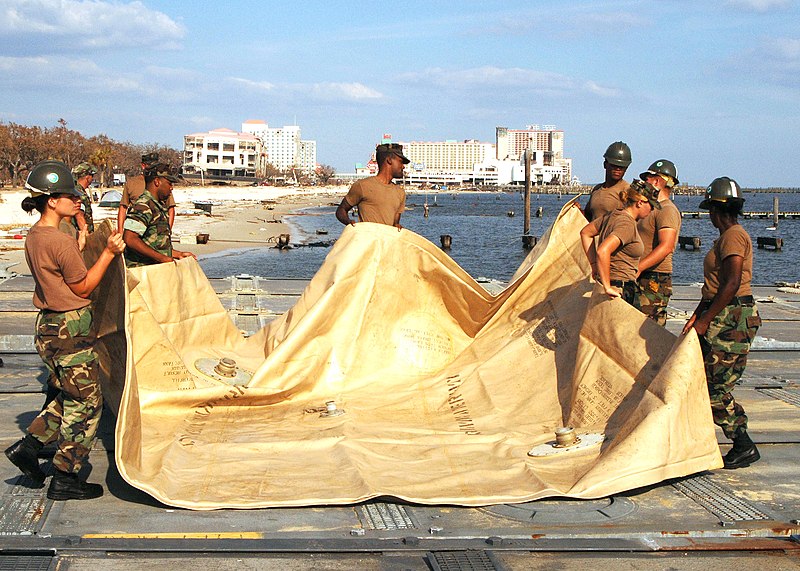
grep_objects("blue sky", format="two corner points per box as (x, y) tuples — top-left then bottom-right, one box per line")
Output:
(1, 0), (798, 186)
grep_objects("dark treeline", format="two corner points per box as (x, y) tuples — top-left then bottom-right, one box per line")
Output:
(0, 119), (180, 188)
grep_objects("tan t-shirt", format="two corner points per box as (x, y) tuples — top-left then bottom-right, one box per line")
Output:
(24, 224), (90, 312)
(701, 224), (753, 300)
(637, 198), (681, 273)
(592, 209), (643, 282)
(122, 175), (176, 208)
(344, 176), (405, 226)
(586, 179), (629, 221)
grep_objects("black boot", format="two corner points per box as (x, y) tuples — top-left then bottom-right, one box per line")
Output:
(47, 469), (103, 500)
(723, 431), (760, 469)
(4, 434), (46, 485)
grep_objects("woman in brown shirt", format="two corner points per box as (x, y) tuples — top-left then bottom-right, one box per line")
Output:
(580, 179), (661, 305)
(4, 161), (125, 500)
(683, 177), (761, 470)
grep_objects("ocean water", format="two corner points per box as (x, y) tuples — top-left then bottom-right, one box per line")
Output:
(198, 191), (800, 284)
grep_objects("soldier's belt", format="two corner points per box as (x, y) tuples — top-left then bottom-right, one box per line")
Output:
(639, 271), (671, 279)
(701, 295), (754, 306)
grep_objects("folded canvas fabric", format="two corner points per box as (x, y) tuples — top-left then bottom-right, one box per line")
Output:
(94, 203), (720, 510)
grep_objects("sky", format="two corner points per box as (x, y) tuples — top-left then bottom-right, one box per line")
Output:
(1, 0), (799, 187)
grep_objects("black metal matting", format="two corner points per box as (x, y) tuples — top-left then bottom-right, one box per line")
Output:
(0, 353), (48, 393)
(356, 502), (417, 530)
(739, 374), (786, 387)
(428, 550), (506, 571)
(480, 496), (635, 524)
(672, 475), (772, 523)
(0, 555), (54, 571)
(758, 388), (800, 407)
(0, 478), (52, 535)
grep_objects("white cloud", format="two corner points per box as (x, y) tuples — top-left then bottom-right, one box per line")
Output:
(0, 55), (206, 103)
(230, 77), (383, 101)
(725, 0), (790, 12)
(308, 82), (383, 100)
(0, 0), (185, 53)
(230, 77), (275, 92)
(400, 66), (621, 99)
(729, 37), (800, 87)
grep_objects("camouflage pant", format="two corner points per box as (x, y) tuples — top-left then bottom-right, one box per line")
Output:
(27, 307), (103, 474)
(610, 281), (638, 306)
(699, 302), (761, 439)
(635, 272), (672, 326)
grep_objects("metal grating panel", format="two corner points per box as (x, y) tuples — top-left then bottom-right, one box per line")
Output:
(673, 475), (771, 523)
(234, 313), (260, 335)
(0, 556), (54, 571)
(428, 551), (505, 571)
(357, 502), (416, 530)
(0, 477), (52, 535)
(758, 388), (800, 407)
(235, 293), (258, 311)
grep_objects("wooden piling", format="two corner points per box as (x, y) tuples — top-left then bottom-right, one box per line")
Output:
(276, 234), (291, 250)
(678, 236), (701, 250)
(440, 235), (452, 250)
(523, 150), (531, 240)
(757, 236), (783, 250)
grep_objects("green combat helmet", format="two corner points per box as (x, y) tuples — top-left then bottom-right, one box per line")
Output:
(699, 177), (743, 210)
(603, 141), (632, 168)
(25, 160), (82, 198)
(640, 159), (679, 186)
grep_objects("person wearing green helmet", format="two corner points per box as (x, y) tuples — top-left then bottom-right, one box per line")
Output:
(634, 159), (682, 326)
(584, 141), (632, 221)
(682, 177), (761, 470)
(5, 160), (125, 500)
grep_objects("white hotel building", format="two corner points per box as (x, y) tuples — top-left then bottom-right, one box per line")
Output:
(378, 125), (572, 186)
(183, 120), (317, 178)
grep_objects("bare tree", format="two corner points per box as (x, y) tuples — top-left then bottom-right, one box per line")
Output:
(0, 120), (181, 188)
(0, 122), (46, 186)
(316, 164), (336, 184)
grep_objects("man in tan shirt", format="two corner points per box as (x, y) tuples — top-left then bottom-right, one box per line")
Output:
(635, 159), (682, 326)
(584, 141), (632, 221)
(336, 143), (408, 229)
(118, 152), (176, 233)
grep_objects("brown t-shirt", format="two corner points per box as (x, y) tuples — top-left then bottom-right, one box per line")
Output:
(701, 224), (753, 300)
(637, 198), (681, 273)
(24, 224), (90, 312)
(122, 175), (176, 208)
(586, 179), (629, 221)
(592, 209), (643, 282)
(344, 176), (405, 226)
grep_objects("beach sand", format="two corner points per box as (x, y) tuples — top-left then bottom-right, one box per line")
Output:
(0, 184), (348, 275)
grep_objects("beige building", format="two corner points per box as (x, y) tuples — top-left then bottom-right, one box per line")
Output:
(183, 120), (317, 179)
(183, 128), (258, 178)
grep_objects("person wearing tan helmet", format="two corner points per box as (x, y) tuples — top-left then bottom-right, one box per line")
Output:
(70, 162), (97, 234)
(118, 152), (176, 233)
(336, 143), (409, 229)
(580, 179), (661, 304)
(122, 163), (195, 267)
(634, 159), (682, 326)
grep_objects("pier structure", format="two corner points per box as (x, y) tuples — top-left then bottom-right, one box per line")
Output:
(0, 276), (799, 568)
